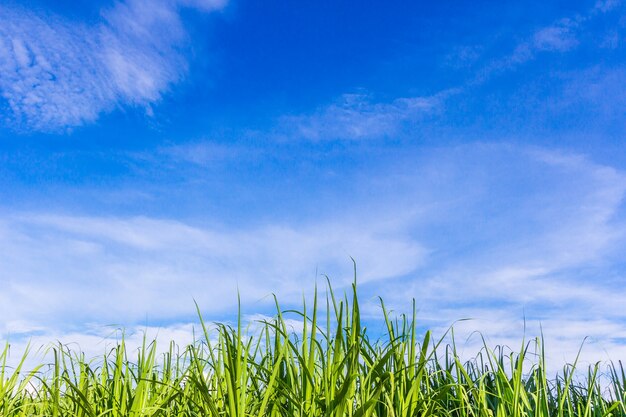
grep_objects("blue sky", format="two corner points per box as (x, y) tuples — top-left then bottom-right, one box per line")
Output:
(1, 0), (626, 366)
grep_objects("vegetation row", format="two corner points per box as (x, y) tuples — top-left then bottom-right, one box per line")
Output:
(1, 280), (625, 416)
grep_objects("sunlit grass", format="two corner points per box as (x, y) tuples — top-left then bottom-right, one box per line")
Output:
(1, 278), (625, 416)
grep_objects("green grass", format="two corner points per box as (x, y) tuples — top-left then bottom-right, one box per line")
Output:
(1, 279), (625, 416)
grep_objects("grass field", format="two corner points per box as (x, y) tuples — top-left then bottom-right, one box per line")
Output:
(1, 280), (625, 417)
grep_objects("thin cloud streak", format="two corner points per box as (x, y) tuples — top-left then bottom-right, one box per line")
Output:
(475, 0), (623, 82)
(276, 90), (456, 141)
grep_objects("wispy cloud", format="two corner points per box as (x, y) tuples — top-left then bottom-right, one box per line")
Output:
(155, 140), (257, 166)
(276, 1), (624, 143)
(0, 211), (425, 330)
(594, 0), (622, 13)
(359, 145), (626, 370)
(377, 145), (626, 306)
(554, 67), (626, 118)
(464, 1), (624, 87)
(276, 90), (454, 141)
(503, 18), (580, 66)
(2, 144), (625, 369)
(532, 22), (580, 52)
(0, 0), (225, 132)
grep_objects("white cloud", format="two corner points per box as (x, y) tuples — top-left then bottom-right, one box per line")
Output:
(474, 2), (622, 82)
(532, 22), (579, 52)
(156, 141), (250, 165)
(426, 314), (626, 376)
(0, 212), (426, 329)
(354, 145), (626, 369)
(594, 0), (622, 13)
(0, 0), (225, 131)
(392, 145), (624, 296)
(277, 90), (455, 141)
(1, 144), (626, 371)
(2, 322), (202, 374)
(503, 20), (579, 66)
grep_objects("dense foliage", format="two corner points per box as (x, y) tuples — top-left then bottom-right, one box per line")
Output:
(1, 281), (625, 416)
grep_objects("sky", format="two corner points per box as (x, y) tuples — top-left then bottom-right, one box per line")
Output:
(1, 0), (626, 370)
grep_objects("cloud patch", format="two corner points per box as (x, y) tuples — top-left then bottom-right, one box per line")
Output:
(0, 0), (225, 132)
(277, 91), (454, 141)
(0, 212), (426, 329)
(532, 22), (579, 52)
